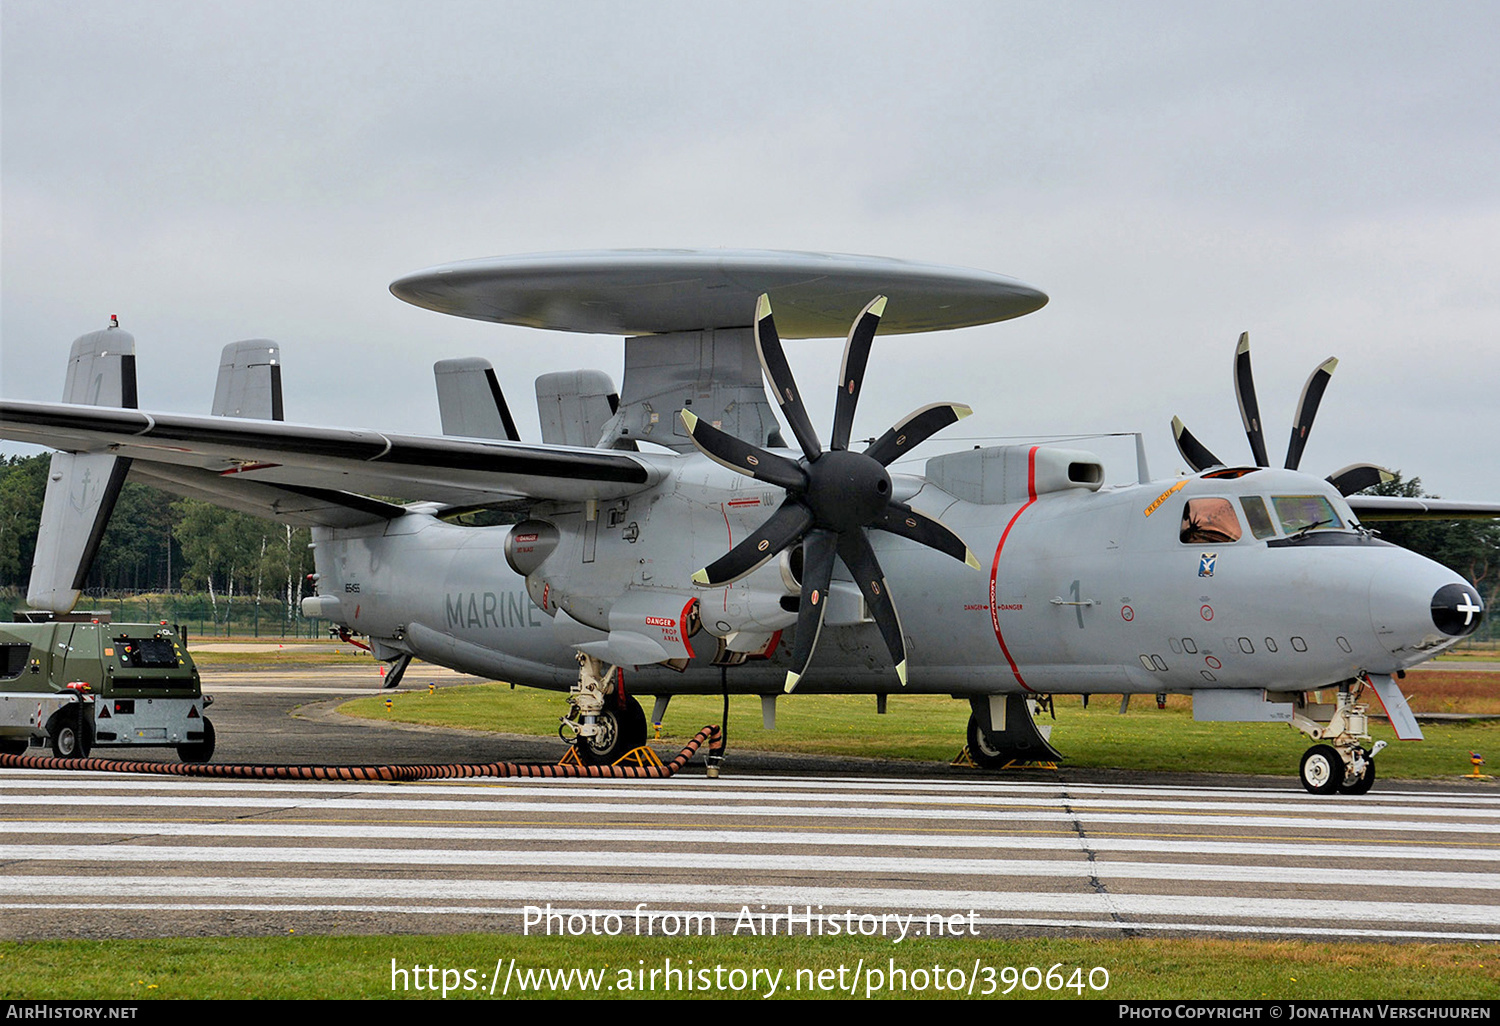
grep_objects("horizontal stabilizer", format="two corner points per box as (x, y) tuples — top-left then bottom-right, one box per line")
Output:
(435, 358), (520, 441)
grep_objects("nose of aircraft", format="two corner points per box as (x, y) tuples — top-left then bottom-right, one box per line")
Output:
(1431, 582), (1486, 637)
(1368, 550), (1485, 662)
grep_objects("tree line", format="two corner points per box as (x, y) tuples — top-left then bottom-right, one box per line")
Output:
(0, 452), (313, 631)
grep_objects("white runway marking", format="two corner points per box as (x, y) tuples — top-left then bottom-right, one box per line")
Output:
(0, 875), (1495, 926)
(0, 820), (1495, 863)
(1, 770), (1496, 941)
(2, 792), (1494, 835)
(7, 774), (1498, 816)
(1, 843), (1497, 892)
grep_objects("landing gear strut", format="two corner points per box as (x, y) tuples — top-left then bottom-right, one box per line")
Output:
(563, 654), (649, 764)
(1291, 679), (1385, 795)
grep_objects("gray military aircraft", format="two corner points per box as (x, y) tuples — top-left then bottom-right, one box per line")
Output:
(2, 250), (1491, 794)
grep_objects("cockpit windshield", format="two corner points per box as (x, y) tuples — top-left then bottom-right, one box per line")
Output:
(1270, 494), (1344, 534)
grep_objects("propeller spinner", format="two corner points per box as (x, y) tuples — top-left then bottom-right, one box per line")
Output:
(1171, 333), (1393, 496)
(680, 295), (980, 693)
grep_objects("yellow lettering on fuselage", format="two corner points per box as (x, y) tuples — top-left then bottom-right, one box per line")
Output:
(1143, 479), (1188, 517)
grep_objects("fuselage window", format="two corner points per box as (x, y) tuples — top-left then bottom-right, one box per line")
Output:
(1291, 636), (1308, 652)
(1271, 495), (1343, 534)
(1264, 637), (1278, 653)
(1240, 496), (1277, 539)
(1180, 498), (1243, 544)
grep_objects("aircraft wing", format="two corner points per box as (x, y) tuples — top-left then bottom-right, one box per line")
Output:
(0, 400), (663, 509)
(1348, 496), (1500, 521)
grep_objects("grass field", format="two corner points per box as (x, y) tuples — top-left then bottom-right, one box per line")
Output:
(341, 674), (1500, 781)
(2, 934), (1495, 1000)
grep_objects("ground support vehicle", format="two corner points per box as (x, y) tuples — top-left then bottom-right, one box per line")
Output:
(0, 618), (213, 761)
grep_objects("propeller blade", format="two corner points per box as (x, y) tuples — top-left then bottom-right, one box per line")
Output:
(692, 497), (813, 587)
(864, 402), (972, 467)
(1233, 332), (1270, 467)
(1284, 356), (1338, 471)
(1326, 463), (1395, 497)
(1171, 415), (1222, 473)
(754, 294), (822, 461)
(874, 501), (981, 569)
(836, 530), (908, 686)
(783, 529), (836, 694)
(679, 409), (807, 492)
(830, 296), (887, 451)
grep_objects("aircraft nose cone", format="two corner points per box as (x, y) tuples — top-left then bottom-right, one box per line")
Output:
(1368, 550), (1479, 661)
(1431, 582), (1485, 637)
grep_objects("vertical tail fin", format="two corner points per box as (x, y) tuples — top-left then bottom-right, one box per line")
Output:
(28, 323), (139, 613)
(535, 369), (618, 447)
(212, 340), (284, 420)
(434, 357), (521, 441)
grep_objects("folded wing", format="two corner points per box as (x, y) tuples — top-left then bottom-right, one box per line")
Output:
(0, 400), (662, 512)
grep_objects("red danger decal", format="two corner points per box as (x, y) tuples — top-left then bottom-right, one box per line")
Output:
(1121, 605), (1134, 622)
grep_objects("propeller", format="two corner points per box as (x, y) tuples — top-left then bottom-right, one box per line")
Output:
(1171, 333), (1393, 496)
(681, 294), (980, 693)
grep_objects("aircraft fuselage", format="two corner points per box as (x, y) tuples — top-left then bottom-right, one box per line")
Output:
(309, 451), (1479, 699)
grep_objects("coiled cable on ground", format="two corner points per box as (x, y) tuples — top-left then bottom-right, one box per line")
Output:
(0, 724), (724, 781)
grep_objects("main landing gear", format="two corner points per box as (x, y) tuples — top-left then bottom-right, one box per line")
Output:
(563, 654), (649, 764)
(1291, 680), (1385, 795)
(964, 695), (1064, 769)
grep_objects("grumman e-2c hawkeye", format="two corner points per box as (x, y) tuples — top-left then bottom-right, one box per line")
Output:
(1, 250), (1491, 794)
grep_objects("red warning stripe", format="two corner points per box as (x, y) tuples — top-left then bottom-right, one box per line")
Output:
(679, 597), (697, 660)
(988, 446), (1038, 692)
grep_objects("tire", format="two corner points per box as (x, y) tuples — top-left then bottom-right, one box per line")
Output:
(966, 713), (1009, 770)
(50, 709), (91, 760)
(1299, 744), (1343, 795)
(1338, 754), (1376, 795)
(177, 717), (216, 763)
(574, 696), (647, 765)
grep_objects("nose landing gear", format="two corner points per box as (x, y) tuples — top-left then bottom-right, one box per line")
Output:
(1292, 679), (1387, 795)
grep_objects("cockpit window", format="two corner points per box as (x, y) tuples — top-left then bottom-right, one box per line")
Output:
(1271, 495), (1344, 534)
(1180, 498), (1243, 544)
(1240, 496), (1277, 539)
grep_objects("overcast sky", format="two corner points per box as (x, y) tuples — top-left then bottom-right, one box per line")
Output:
(3, 1), (1497, 496)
